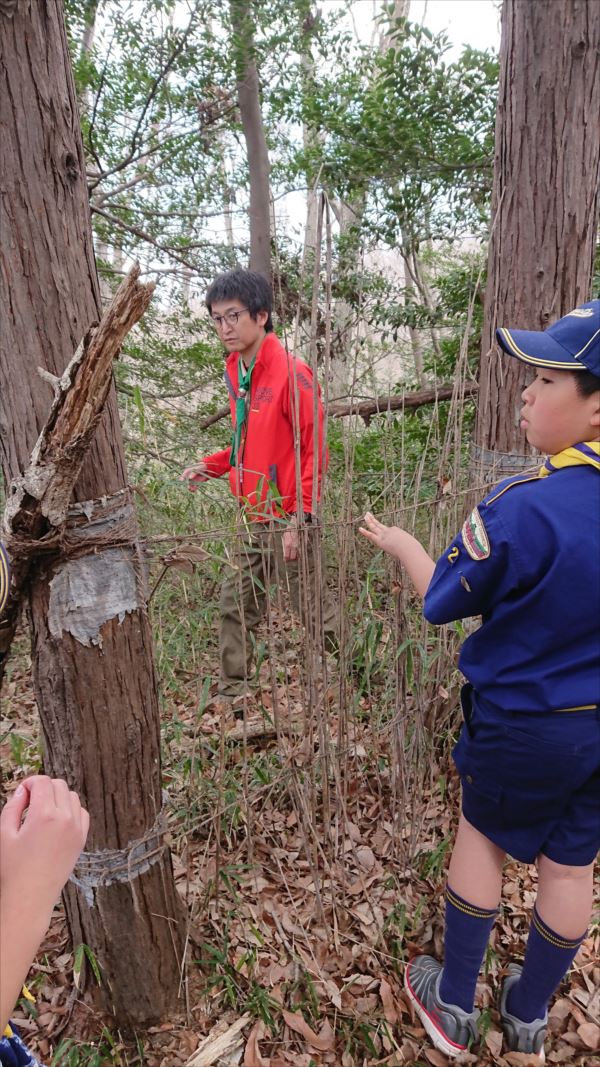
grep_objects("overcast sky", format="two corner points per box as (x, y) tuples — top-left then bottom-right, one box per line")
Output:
(348, 0), (502, 56)
(412, 0), (501, 54)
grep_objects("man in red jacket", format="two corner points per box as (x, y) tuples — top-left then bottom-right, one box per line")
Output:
(182, 269), (337, 701)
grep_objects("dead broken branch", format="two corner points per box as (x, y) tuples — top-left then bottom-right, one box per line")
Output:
(199, 382), (479, 431)
(0, 263), (155, 679)
(327, 382), (479, 422)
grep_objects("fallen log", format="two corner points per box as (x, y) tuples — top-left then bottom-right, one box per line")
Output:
(328, 382), (478, 421)
(199, 382), (479, 430)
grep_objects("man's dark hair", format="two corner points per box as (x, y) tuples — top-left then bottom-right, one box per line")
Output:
(570, 369), (600, 397)
(206, 269), (273, 332)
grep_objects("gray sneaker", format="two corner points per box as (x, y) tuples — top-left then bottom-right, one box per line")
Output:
(404, 955), (480, 1058)
(499, 963), (547, 1062)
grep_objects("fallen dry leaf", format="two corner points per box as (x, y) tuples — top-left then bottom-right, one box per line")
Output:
(244, 1020), (270, 1066)
(503, 1052), (546, 1066)
(577, 1021), (600, 1051)
(379, 978), (399, 1025)
(281, 1010), (335, 1051)
(548, 997), (571, 1022)
(484, 1029), (503, 1058)
(424, 1048), (451, 1066)
(355, 845), (376, 870)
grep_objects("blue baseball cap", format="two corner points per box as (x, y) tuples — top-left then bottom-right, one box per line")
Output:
(0, 542), (10, 615)
(496, 300), (600, 377)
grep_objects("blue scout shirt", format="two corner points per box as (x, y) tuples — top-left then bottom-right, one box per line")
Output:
(424, 463), (600, 713)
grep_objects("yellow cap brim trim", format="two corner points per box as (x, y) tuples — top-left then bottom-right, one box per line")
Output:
(497, 326), (593, 369)
(497, 327), (588, 369)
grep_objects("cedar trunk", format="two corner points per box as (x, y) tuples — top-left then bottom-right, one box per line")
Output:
(475, 0), (600, 471)
(0, 0), (184, 1026)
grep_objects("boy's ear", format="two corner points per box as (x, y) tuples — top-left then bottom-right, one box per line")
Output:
(257, 309), (268, 327)
(589, 392), (600, 429)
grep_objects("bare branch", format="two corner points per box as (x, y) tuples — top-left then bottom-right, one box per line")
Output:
(87, 2), (204, 193)
(90, 148), (185, 206)
(199, 403), (230, 430)
(92, 206), (213, 269)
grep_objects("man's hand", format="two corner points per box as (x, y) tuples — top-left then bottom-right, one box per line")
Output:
(282, 516), (300, 562)
(180, 461), (208, 492)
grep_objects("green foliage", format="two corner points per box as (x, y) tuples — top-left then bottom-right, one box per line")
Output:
(73, 943), (103, 989)
(51, 1029), (122, 1067)
(417, 834), (452, 879)
(195, 933), (280, 1030)
(293, 18), (498, 243)
(62, 0), (498, 296)
(59, 0), (497, 459)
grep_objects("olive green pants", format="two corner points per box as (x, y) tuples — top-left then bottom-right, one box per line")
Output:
(218, 523), (338, 698)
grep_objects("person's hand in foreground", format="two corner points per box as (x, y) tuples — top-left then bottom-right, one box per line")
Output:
(359, 511), (436, 598)
(0, 776), (89, 1031)
(180, 461), (208, 491)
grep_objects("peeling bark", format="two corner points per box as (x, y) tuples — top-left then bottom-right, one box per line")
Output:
(1, 266), (154, 684)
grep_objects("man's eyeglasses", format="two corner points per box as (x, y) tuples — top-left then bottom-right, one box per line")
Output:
(211, 309), (250, 329)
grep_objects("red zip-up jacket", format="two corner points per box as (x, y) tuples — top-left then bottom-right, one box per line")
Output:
(202, 332), (326, 520)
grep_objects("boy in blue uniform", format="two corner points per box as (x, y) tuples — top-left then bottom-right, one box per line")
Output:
(360, 301), (600, 1060)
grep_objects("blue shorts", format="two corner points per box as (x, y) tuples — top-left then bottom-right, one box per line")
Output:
(452, 686), (600, 866)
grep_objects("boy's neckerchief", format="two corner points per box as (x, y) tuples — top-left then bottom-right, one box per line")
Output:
(539, 441), (600, 476)
(229, 355), (256, 466)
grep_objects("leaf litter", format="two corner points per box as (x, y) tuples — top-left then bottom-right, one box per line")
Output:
(2, 620), (599, 1067)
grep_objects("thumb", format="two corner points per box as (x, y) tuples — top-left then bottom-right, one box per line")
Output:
(1, 782), (31, 834)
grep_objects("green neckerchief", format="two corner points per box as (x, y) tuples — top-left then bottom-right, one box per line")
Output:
(229, 355), (256, 466)
(539, 440), (600, 476)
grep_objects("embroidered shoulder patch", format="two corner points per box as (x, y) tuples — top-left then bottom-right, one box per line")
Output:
(461, 507), (491, 560)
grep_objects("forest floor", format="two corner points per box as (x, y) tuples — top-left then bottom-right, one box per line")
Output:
(2, 618), (599, 1067)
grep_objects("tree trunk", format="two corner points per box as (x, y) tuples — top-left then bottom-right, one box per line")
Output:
(0, 0), (184, 1027)
(324, 0), (411, 398)
(378, 0), (410, 51)
(79, 0), (99, 59)
(230, 0), (271, 278)
(327, 195), (363, 398)
(474, 0), (600, 477)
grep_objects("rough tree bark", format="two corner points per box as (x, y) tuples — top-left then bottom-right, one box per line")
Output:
(475, 0), (600, 475)
(0, 0), (184, 1027)
(230, 0), (271, 279)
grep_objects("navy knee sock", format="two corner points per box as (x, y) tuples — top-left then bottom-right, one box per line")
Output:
(438, 886), (498, 1013)
(506, 907), (587, 1023)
